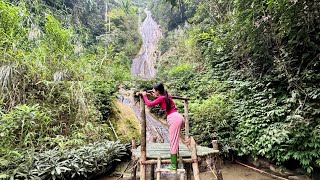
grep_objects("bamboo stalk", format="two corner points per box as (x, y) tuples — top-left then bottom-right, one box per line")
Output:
(172, 96), (190, 100)
(143, 158), (195, 165)
(205, 159), (217, 179)
(184, 99), (189, 139)
(135, 92), (189, 100)
(179, 155), (185, 180)
(191, 137), (200, 180)
(157, 156), (161, 180)
(140, 95), (146, 180)
(153, 127), (164, 143)
(235, 161), (289, 180)
(131, 139), (137, 180)
(108, 119), (118, 139)
(132, 139), (137, 149)
(212, 140), (223, 180)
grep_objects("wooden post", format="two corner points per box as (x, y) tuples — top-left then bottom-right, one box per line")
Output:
(212, 140), (218, 150)
(132, 139), (137, 149)
(212, 140), (223, 180)
(191, 137), (200, 180)
(157, 156), (161, 180)
(184, 99), (189, 140)
(151, 138), (156, 180)
(179, 156), (185, 180)
(131, 139), (137, 180)
(140, 95), (146, 180)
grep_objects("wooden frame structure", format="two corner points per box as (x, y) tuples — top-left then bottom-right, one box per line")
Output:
(132, 93), (223, 180)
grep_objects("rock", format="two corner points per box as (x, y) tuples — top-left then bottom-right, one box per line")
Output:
(252, 159), (260, 167)
(294, 168), (306, 175)
(282, 169), (295, 176)
(288, 175), (312, 180)
(288, 176), (299, 180)
(258, 159), (271, 168)
(269, 165), (277, 173)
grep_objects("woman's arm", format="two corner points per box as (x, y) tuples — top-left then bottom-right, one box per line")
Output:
(143, 94), (164, 107)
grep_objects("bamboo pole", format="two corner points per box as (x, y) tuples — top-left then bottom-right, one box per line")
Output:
(179, 156), (185, 180)
(184, 99), (189, 139)
(131, 139), (137, 180)
(144, 159), (195, 165)
(108, 119), (118, 139)
(151, 164), (155, 180)
(212, 140), (223, 180)
(135, 92), (188, 100)
(235, 161), (289, 180)
(151, 138), (155, 180)
(153, 126), (164, 143)
(172, 96), (190, 100)
(132, 139), (137, 149)
(140, 95), (146, 180)
(156, 156), (161, 180)
(191, 137), (200, 180)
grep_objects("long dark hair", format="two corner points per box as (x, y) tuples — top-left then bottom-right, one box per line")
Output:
(153, 82), (171, 113)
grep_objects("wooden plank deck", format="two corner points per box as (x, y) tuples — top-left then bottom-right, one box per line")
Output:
(132, 143), (219, 159)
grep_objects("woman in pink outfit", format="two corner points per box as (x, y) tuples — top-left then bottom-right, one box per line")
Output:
(142, 82), (184, 171)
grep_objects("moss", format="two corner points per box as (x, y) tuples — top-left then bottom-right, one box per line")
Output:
(112, 100), (140, 143)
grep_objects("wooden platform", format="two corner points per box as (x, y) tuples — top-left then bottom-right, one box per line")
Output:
(132, 143), (219, 159)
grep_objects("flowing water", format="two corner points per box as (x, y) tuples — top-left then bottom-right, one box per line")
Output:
(131, 9), (162, 79)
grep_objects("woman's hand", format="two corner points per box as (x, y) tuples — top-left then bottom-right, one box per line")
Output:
(142, 91), (147, 96)
(152, 93), (158, 98)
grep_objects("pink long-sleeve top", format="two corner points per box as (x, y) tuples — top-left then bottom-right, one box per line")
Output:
(142, 94), (177, 116)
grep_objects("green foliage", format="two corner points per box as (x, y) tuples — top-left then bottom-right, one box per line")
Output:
(105, 7), (142, 58)
(0, 0), (140, 178)
(191, 94), (233, 153)
(168, 63), (192, 78)
(44, 14), (74, 54)
(0, 0), (136, 82)
(153, 0), (320, 173)
(89, 81), (116, 120)
(0, 104), (51, 149)
(150, 0), (197, 30)
(14, 141), (127, 179)
(0, 81), (126, 178)
(0, 1), (26, 49)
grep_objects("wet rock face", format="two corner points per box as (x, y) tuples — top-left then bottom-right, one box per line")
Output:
(131, 9), (162, 79)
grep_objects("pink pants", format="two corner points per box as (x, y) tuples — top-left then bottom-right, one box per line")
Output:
(167, 112), (185, 154)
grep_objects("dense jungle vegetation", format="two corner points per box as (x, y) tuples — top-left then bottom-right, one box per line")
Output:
(146, 0), (320, 177)
(0, 0), (141, 179)
(1, 0), (320, 179)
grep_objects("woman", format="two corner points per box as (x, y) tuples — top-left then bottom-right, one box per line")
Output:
(142, 82), (185, 171)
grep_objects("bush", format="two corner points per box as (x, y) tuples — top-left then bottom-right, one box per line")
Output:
(190, 94), (233, 154)
(14, 141), (127, 180)
(0, 104), (52, 149)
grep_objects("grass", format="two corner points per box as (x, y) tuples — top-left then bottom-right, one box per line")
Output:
(112, 100), (141, 143)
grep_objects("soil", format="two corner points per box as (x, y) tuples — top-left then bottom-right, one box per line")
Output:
(98, 163), (277, 180)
